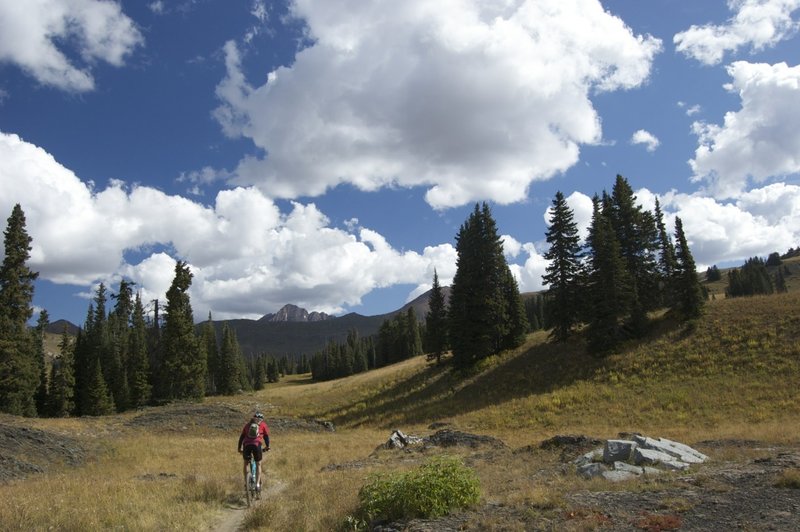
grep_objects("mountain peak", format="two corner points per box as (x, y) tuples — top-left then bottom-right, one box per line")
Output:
(259, 304), (331, 323)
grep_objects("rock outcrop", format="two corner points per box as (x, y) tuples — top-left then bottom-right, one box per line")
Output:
(575, 434), (708, 481)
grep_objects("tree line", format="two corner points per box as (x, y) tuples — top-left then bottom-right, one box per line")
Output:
(0, 204), (300, 417)
(538, 175), (705, 353)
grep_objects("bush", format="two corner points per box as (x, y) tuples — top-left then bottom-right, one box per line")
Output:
(356, 455), (480, 523)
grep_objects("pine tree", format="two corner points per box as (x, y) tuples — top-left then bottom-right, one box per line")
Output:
(201, 312), (219, 395)
(84, 359), (115, 416)
(34, 310), (50, 416)
(253, 357), (266, 390)
(217, 322), (241, 395)
(127, 292), (151, 408)
(501, 265), (528, 349)
(585, 195), (634, 354)
(449, 203), (524, 367)
(48, 325), (76, 417)
(673, 217), (704, 319)
(775, 268), (788, 293)
(0, 204), (40, 416)
(424, 269), (448, 364)
(160, 261), (205, 400)
(608, 176), (659, 333)
(406, 308), (423, 358)
(542, 191), (582, 342)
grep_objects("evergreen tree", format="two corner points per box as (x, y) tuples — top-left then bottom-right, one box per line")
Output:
(449, 203), (523, 367)
(108, 280), (134, 411)
(0, 204), (40, 416)
(608, 176), (659, 332)
(705, 265), (722, 282)
(775, 268), (788, 293)
(34, 310), (50, 416)
(84, 359), (115, 415)
(405, 308), (423, 358)
(654, 197), (678, 304)
(424, 269), (448, 363)
(217, 322), (241, 395)
(160, 261), (205, 400)
(500, 265), (528, 349)
(585, 195), (634, 353)
(72, 305), (94, 415)
(673, 217), (704, 319)
(128, 292), (151, 407)
(542, 191), (582, 341)
(766, 252), (782, 267)
(266, 358), (280, 383)
(253, 357), (266, 390)
(48, 325), (76, 417)
(201, 312), (219, 395)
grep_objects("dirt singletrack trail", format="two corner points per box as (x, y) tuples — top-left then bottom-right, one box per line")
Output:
(212, 477), (288, 532)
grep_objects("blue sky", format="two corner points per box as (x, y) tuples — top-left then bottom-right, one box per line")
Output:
(1, 0), (799, 325)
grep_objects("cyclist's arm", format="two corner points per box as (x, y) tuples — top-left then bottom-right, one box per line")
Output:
(237, 433), (244, 452)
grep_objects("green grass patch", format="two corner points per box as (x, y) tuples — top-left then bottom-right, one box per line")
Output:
(353, 455), (480, 525)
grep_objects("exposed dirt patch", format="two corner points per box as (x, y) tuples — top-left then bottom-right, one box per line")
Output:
(0, 423), (91, 483)
(125, 402), (335, 434)
(374, 439), (800, 531)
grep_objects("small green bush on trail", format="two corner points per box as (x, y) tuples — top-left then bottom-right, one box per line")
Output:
(355, 455), (480, 524)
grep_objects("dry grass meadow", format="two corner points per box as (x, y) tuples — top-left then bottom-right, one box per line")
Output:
(1, 263), (799, 530)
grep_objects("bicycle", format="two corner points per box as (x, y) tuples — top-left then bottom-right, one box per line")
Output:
(245, 453), (261, 507)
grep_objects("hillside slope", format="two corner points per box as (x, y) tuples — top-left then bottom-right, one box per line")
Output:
(271, 290), (800, 438)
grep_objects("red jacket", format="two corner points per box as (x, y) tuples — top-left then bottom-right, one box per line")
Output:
(240, 420), (270, 449)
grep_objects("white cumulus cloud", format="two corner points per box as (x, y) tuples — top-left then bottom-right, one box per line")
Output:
(0, 0), (143, 92)
(213, 0), (661, 209)
(690, 61), (800, 199)
(674, 0), (800, 65)
(630, 129), (661, 152)
(0, 131), (456, 321)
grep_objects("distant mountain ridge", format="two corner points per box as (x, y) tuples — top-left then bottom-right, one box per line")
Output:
(258, 304), (332, 323)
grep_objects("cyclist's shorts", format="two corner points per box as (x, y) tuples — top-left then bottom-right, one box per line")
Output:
(243, 444), (263, 462)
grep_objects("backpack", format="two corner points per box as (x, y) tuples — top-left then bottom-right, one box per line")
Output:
(247, 422), (260, 439)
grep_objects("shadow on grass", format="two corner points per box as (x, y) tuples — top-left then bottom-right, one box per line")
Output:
(311, 315), (686, 429)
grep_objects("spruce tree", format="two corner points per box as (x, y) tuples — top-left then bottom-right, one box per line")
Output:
(128, 292), (151, 407)
(34, 310), (50, 416)
(201, 312), (219, 395)
(424, 269), (448, 364)
(48, 325), (76, 417)
(585, 195), (634, 353)
(608, 176), (659, 333)
(217, 322), (241, 395)
(406, 308), (423, 358)
(673, 217), (704, 319)
(84, 359), (115, 415)
(0, 204), (40, 416)
(161, 261), (205, 400)
(542, 191), (582, 342)
(449, 203), (524, 367)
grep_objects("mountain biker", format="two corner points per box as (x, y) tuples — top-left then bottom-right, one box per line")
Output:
(238, 412), (270, 491)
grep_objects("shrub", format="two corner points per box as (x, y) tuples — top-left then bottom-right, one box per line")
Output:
(356, 455), (480, 523)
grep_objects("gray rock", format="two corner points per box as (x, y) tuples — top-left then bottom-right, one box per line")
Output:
(577, 462), (609, 479)
(385, 429), (423, 449)
(604, 439), (637, 463)
(634, 435), (707, 464)
(573, 448), (603, 467)
(613, 461), (644, 475)
(634, 448), (690, 470)
(601, 470), (639, 482)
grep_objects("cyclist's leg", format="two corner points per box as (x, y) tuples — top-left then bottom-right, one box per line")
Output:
(243, 446), (253, 484)
(253, 446), (264, 488)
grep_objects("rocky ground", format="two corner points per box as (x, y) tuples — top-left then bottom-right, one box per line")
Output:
(3, 406), (799, 530)
(0, 403), (333, 485)
(369, 434), (800, 531)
